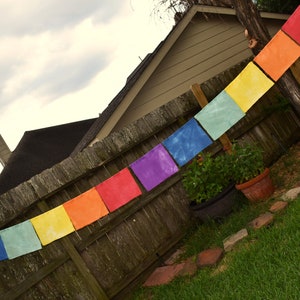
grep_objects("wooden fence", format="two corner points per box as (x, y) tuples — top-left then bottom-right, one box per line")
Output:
(0, 59), (300, 300)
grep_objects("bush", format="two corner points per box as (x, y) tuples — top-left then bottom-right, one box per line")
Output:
(182, 153), (232, 204)
(230, 142), (265, 184)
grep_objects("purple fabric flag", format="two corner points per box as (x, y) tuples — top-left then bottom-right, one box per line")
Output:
(163, 118), (212, 166)
(130, 144), (179, 191)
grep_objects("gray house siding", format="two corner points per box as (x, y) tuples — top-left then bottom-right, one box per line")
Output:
(113, 14), (284, 131)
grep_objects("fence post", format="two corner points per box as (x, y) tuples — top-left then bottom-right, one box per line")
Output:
(37, 201), (109, 300)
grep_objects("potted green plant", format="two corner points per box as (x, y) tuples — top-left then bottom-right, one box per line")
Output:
(182, 152), (237, 222)
(230, 142), (274, 202)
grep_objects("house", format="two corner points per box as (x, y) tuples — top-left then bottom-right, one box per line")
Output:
(0, 119), (96, 195)
(72, 5), (291, 154)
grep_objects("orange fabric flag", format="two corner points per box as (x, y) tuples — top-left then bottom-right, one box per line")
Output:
(254, 30), (300, 81)
(63, 187), (109, 230)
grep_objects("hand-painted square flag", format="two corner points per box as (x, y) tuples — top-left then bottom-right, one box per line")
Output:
(194, 90), (245, 140)
(0, 237), (8, 261)
(63, 187), (109, 229)
(225, 62), (274, 112)
(162, 118), (212, 166)
(130, 144), (179, 191)
(31, 206), (75, 246)
(95, 168), (142, 212)
(0, 220), (41, 259)
(254, 30), (300, 81)
(282, 5), (300, 45)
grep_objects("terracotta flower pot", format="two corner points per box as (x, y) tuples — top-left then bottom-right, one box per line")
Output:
(235, 168), (274, 203)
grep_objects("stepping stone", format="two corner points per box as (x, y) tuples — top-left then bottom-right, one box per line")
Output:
(143, 263), (185, 287)
(178, 256), (197, 277)
(223, 228), (248, 252)
(281, 187), (300, 201)
(248, 212), (274, 229)
(196, 248), (224, 268)
(269, 201), (288, 213)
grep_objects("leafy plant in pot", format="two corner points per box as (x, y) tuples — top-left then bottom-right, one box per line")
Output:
(230, 142), (275, 202)
(182, 153), (238, 222)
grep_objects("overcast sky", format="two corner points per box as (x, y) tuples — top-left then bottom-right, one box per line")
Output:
(0, 0), (174, 150)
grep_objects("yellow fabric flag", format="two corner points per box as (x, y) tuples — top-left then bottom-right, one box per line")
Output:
(225, 62), (274, 112)
(31, 205), (75, 246)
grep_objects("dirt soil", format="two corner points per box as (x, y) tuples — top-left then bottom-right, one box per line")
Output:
(270, 140), (300, 197)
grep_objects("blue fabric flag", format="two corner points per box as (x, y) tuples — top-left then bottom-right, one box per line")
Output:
(0, 236), (8, 261)
(163, 118), (212, 166)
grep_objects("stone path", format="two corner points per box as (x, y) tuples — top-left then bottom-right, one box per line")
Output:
(143, 187), (300, 287)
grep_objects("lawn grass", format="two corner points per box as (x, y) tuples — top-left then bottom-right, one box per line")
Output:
(133, 142), (300, 300)
(133, 197), (300, 300)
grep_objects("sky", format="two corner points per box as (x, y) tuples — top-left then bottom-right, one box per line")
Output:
(0, 0), (174, 151)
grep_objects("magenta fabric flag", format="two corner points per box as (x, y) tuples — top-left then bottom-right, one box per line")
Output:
(95, 168), (142, 212)
(130, 144), (179, 191)
(282, 5), (300, 45)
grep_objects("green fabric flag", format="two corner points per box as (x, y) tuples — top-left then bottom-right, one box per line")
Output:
(0, 220), (42, 259)
(195, 90), (245, 140)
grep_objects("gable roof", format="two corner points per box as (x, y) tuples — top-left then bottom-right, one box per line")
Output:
(72, 5), (289, 155)
(0, 118), (96, 195)
(71, 43), (164, 154)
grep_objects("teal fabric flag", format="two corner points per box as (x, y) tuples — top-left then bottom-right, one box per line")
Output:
(0, 236), (8, 261)
(0, 220), (42, 259)
(194, 90), (245, 140)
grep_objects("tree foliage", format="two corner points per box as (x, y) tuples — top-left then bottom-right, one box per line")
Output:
(256, 0), (299, 14)
(153, 0), (299, 20)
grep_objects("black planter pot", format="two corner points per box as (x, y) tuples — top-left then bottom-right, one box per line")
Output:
(189, 183), (238, 222)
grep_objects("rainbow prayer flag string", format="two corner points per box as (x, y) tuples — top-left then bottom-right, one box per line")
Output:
(1, 5), (299, 261)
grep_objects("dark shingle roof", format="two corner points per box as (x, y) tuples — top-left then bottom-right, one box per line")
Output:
(0, 119), (96, 195)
